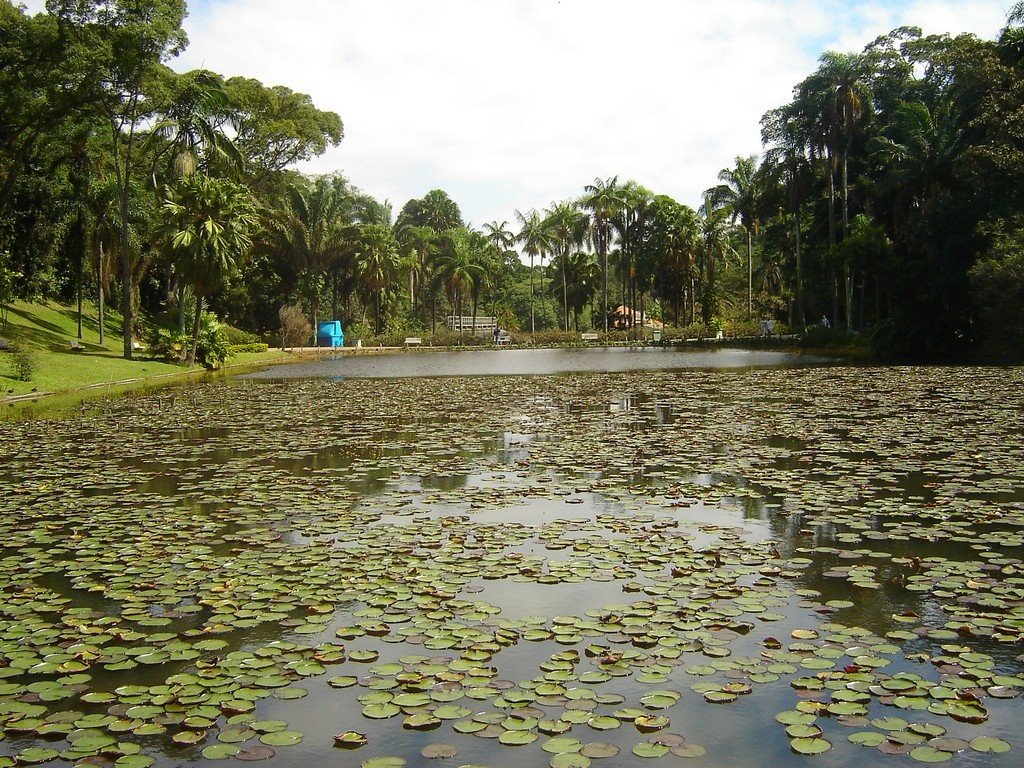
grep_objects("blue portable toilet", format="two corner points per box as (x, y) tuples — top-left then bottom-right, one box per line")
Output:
(316, 320), (345, 348)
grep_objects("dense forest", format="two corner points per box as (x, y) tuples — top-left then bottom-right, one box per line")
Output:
(2, 1), (1023, 359)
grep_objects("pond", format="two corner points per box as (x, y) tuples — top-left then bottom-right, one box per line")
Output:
(0, 360), (1022, 768)
(246, 346), (835, 380)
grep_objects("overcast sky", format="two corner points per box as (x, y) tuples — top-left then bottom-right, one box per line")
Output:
(23, 0), (1014, 226)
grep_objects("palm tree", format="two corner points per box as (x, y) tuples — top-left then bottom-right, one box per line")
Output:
(482, 220), (515, 253)
(580, 177), (621, 333)
(160, 174), (259, 364)
(708, 155), (762, 320)
(816, 51), (872, 329)
(612, 182), (653, 336)
(148, 69), (242, 182)
(515, 209), (553, 334)
(762, 107), (813, 327)
(432, 228), (484, 325)
(1007, 1), (1024, 27)
(355, 223), (401, 334)
(697, 193), (738, 325)
(262, 176), (355, 342)
(542, 201), (588, 330)
(397, 224), (436, 321)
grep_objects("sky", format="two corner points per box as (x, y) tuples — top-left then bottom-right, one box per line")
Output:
(22, 0), (1014, 227)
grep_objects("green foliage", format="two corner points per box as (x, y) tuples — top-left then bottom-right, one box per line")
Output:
(146, 325), (190, 362)
(196, 313), (230, 369)
(228, 342), (268, 354)
(278, 303), (310, 348)
(5, 342), (36, 382)
(969, 219), (1024, 350)
(221, 324), (261, 346)
(147, 312), (231, 368)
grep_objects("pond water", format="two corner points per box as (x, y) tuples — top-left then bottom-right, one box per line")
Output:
(1, 361), (1023, 768)
(246, 346), (834, 379)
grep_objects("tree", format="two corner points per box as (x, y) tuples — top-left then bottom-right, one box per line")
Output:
(262, 176), (356, 341)
(542, 201), (588, 330)
(708, 155), (762, 319)
(697, 194), (738, 325)
(580, 177), (621, 333)
(355, 223), (401, 334)
(160, 174), (259, 364)
(515, 209), (553, 333)
(48, 0), (189, 359)
(432, 228), (484, 325)
(396, 189), (463, 232)
(225, 76), (342, 195)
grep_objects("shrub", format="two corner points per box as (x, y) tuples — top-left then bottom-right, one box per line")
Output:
(146, 326), (190, 363)
(146, 314), (233, 368)
(196, 314), (231, 369)
(279, 304), (310, 349)
(228, 342), (269, 354)
(6, 343), (35, 381)
(221, 324), (261, 346)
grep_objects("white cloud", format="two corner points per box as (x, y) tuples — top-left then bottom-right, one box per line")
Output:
(22, 0), (1011, 226)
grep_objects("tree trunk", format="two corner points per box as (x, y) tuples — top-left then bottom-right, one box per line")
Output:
(76, 207), (84, 340)
(97, 241), (105, 346)
(601, 235), (608, 334)
(841, 151), (852, 331)
(311, 289), (319, 347)
(186, 293), (203, 366)
(795, 211), (804, 328)
(746, 227), (753, 320)
(530, 253), (535, 334)
(561, 248), (569, 331)
(177, 273), (186, 331)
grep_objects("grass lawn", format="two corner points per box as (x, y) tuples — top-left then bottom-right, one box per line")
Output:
(1, 300), (288, 401)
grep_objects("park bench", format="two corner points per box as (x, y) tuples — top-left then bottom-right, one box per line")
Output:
(404, 337), (422, 347)
(496, 332), (511, 346)
(580, 332), (599, 343)
(69, 339), (85, 352)
(0, 338), (9, 351)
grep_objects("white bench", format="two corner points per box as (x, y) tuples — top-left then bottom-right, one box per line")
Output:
(496, 332), (511, 346)
(404, 337), (422, 346)
(581, 332), (599, 342)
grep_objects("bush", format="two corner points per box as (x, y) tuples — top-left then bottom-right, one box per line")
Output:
(6, 343), (35, 381)
(146, 314), (233, 369)
(196, 314), (231, 369)
(147, 326), (190, 363)
(221, 324), (261, 346)
(228, 342), (269, 354)
(279, 304), (310, 349)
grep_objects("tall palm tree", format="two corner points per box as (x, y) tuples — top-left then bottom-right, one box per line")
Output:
(262, 176), (355, 341)
(542, 201), (588, 330)
(432, 228), (485, 325)
(398, 224), (436, 321)
(515, 209), (553, 334)
(160, 174), (259, 364)
(355, 223), (401, 334)
(482, 220), (515, 253)
(815, 51), (872, 329)
(580, 177), (621, 333)
(148, 69), (242, 183)
(612, 181), (653, 335)
(697, 193), (738, 325)
(762, 107), (813, 327)
(708, 155), (762, 320)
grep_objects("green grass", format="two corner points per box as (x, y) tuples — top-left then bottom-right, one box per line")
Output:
(0, 300), (288, 401)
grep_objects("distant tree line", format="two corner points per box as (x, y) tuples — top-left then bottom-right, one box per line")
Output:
(2, 1), (1022, 357)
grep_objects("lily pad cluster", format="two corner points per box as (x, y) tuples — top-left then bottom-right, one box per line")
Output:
(0, 366), (1021, 766)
